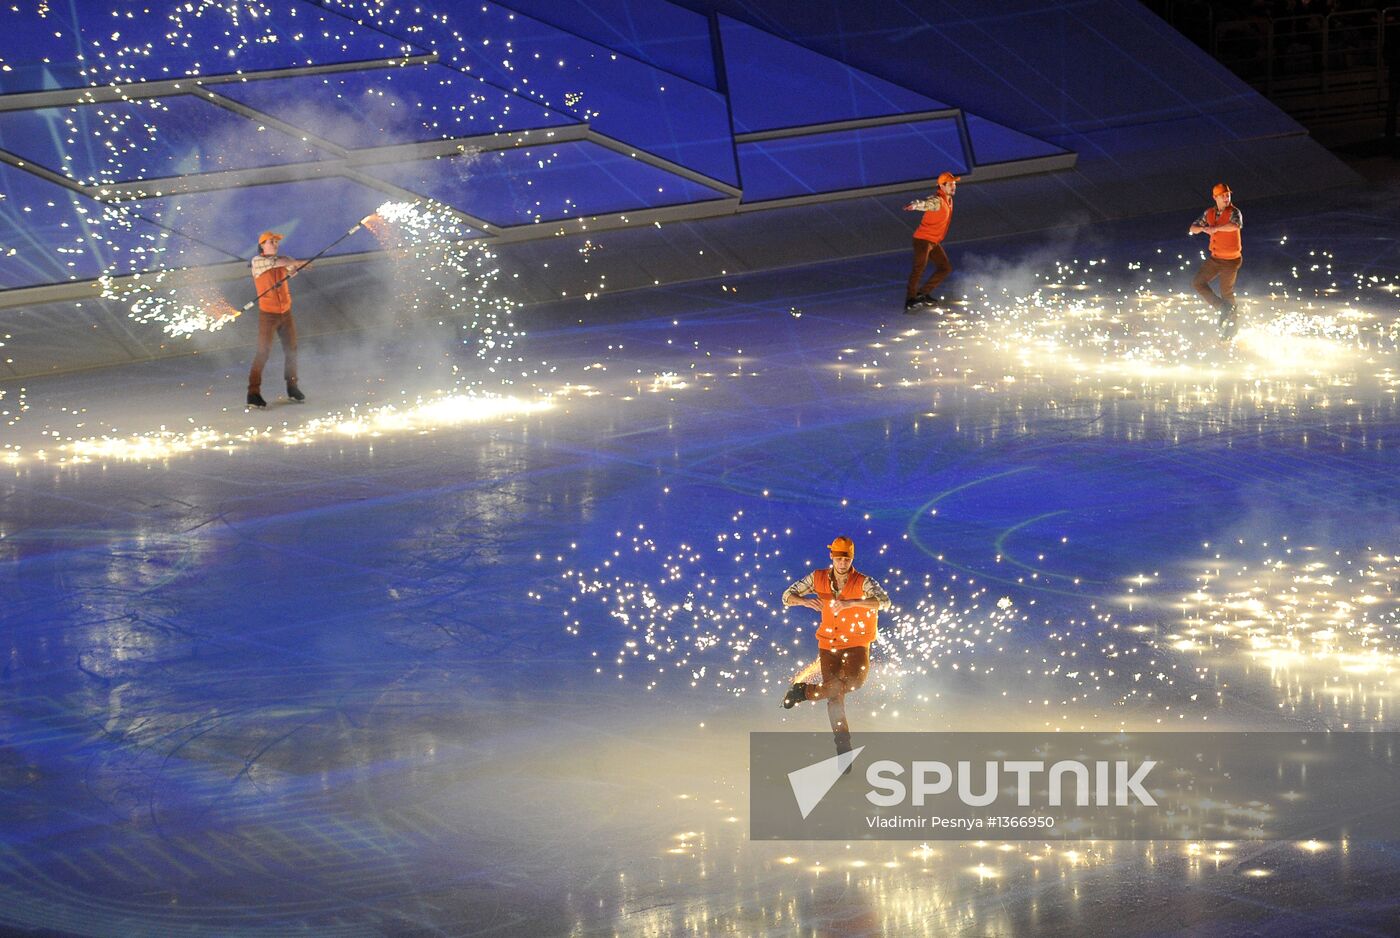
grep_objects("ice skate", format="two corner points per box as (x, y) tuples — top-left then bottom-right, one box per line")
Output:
(781, 682), (808, 709)
(916, 292), (951, 313)
(1217, 304), (1238, 341)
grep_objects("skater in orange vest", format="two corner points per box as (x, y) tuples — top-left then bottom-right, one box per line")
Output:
(902, 171), (959, 313)
(247, 231), (306, 408)
(780, 536), (891, 757)
(1189, 183), (1243, 339)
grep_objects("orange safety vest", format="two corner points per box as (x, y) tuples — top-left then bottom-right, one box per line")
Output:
(252, 260), (293, 314)
(1204, 205), (1242, 260)
(813, 568), (878, 650)
(914, 193), (953, 244)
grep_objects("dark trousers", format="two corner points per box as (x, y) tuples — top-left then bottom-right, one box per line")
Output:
(1192, 256), (1242, 310)
(805, 645), (870, 748)
(248, 311), (298, 394)
(907, 238), (952, 300)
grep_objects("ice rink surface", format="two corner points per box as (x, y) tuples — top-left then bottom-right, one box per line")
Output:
(5, 192), (1400, 935)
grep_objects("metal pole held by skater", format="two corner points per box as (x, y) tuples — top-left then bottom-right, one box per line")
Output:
(241, 215), (379, 313)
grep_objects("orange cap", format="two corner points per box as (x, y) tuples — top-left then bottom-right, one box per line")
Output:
(828, 536), (855, 558)
(1211, 183), (1231, 197)
(257, 231), (284, 245)
(937, 171), (960, 186)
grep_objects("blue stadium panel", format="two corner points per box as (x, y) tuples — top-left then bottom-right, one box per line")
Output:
(213, 64), (577, 150)
(1063, 108), (1295, 158)
(0, 97), (334, 186)
(360, 143), (730, 227)
(685, 1), (1299, 149)
(322, 1), (739, 187)
(132, 176), (458, 261)
(0, 163), (238, 289)
(0, 0), (420, 96)
(964, 114), (1069, 165)
(736, 119), (967, 202)
(486, 0), (718, 89)
(718, 15), (947, 135)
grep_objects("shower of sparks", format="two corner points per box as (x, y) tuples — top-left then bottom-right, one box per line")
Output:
(975, 254), (1400, 377)
(1129, 539), (1400, 726)
(34, 1), (522, 349)
(541, 521), (1025, 696)
(95, 198), (523, 359)
(1182, 545), (1400, 667)
(536, 514), (1178, 724)
(861, 252), (1400, 446)
(58, 4), (415, 317)
(21, 392), (551, 466)
(361, 199), (525, 375)
(359, 211), (390, 239)
(101, 267), (246, 337)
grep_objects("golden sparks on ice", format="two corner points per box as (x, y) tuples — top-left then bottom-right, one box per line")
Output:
(25, 392), (552, 466)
